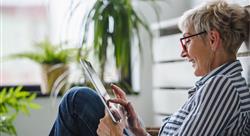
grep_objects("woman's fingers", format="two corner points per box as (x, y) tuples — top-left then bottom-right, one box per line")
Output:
(111, 84), (127, 100)
(97, 123), (109, 136)
(108, 99), (137, 119)
(97, 110), (124, 136)
(126, 102), (137, 118)
(97, 113), (111, 136)
(106, 98), (146, 135)
(107, 98), (128, 107)
(97, 111), (113, 136)
(110, 109), (122, 122)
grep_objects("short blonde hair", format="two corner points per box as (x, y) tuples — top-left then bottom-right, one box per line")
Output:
(178, 1), (250, 55)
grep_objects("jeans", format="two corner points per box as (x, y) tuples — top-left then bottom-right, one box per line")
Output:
(49, 87), (105, 136)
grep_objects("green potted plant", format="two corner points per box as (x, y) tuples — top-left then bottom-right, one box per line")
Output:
(7, 39), (80, 95)
(77, 0), (160, 94)
(0, 86), (40, 136)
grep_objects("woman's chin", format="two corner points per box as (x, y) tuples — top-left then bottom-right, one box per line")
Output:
(194, 69), (208, 77)
(192, 64), (204, 77)
(194, 71), (199, 77)
(194, 69), (202, 77)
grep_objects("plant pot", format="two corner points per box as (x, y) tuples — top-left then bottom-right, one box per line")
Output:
(41, 64), (69, 95)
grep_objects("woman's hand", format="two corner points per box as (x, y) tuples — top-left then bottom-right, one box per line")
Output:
(108, 84), (148, 136)
(97, 110), (125, 136)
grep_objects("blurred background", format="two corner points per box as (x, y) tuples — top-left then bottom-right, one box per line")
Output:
(1, 0), (249, 135)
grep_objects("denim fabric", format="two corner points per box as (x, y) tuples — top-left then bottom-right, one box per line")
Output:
(49, 87), (105, 136)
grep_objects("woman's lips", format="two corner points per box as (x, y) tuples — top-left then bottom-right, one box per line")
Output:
(188, 59), (195, 67)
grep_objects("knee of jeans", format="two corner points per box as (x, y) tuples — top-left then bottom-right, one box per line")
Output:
(64, 86), (98, 101)
(59, 87), (97, 107)
(61, 86), (104, 117)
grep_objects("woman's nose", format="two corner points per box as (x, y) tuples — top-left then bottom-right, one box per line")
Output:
(181, 48), (188, 58)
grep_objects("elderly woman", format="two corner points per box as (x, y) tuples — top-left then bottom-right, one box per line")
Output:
(49, 1), (250, 136)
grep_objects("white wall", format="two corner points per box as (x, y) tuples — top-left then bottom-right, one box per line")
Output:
(130, 0), (191, 127)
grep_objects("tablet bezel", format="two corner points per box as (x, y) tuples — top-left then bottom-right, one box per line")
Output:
(79, 59), (120, 123)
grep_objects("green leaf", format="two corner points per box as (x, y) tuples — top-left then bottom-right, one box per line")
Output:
(6, 38), (79, 65)
(0, 88), (7, 103)
(0, 113), (17, 136)
(20, 105), (30, 115)
(28, 93), (37, 102)
(80, 0), (158, 94)
(15, 91), (30, 98)
(0, 87), (40, 135)
(0, 103), (8, 113)
(14, 86), (22, 94)
(8, 88), (14, 97)
(28, 103), (41, 110)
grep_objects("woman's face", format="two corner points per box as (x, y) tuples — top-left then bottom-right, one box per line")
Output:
(180, 28), (213, 77)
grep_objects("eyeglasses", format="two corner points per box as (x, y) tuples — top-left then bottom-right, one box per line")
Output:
(180, 31), (206, 52)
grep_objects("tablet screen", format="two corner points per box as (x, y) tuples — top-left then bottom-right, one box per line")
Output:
(79, 59), (121, 123)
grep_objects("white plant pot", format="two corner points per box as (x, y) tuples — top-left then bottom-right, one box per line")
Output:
(40, 64), (69, 95)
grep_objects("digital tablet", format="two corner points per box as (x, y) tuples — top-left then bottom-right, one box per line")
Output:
(79, 59), (121, 123)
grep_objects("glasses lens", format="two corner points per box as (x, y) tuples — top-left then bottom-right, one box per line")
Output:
(184, 38), (191, 45)
(180, 31), (206, 52)
(181, 37), (190, 50)
(180, 39), (187, 51)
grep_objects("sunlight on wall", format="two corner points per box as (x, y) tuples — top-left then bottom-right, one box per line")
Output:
(1, 4), (48, 85)
(1, 0), (95, 85)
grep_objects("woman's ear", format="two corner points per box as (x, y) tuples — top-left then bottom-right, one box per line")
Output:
(208, 30), (221, 51)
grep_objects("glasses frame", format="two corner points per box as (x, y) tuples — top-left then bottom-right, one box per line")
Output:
(180, 31), (206, 51)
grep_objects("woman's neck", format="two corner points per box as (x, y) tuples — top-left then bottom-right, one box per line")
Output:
(212, 50), (236, 70)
